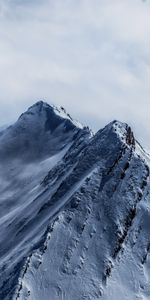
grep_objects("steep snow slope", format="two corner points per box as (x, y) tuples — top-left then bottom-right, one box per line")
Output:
(1, 103), (150, 300)
(0, 101), (91, 300)
(15, 122), (150, 300)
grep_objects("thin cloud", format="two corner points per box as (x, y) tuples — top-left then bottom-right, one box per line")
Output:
(0, 0), (150, 146)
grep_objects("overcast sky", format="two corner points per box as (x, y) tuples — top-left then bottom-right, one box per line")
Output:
(0, 0), (150, 146)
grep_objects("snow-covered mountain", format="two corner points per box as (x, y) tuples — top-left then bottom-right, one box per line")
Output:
(0, 101), (150, 300)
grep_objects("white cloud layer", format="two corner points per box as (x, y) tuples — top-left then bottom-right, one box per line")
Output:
(0, 0), (150, 146)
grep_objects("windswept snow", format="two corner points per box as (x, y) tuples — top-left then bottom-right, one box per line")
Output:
(0, 104), (150, 300)
(52, 104), (84, 129)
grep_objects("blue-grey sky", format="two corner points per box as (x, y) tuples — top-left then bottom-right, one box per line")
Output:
(0, 0), (150, 146)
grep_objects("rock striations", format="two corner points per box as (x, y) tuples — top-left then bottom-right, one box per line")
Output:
(0, 101), (150, 300)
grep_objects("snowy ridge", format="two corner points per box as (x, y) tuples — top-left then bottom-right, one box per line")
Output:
(0, 103), (150, 300)
(0, 101), (85, 162)
(26, 100), (84, 130)
(52, 103), (84, 129)
(16, 140), (150, 300)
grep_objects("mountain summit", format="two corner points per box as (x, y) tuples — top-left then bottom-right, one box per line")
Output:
(0, 101), (86, 161)
(0, 102), (150, 300)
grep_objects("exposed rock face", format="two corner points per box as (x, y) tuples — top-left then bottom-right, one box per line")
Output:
(0, 103), (150, 300)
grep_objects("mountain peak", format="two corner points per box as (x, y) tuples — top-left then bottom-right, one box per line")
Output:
(95, 120), (135, 150)
(112, 120), (135, 146)
(0, 101), (150, 300)
(0, 101), (89, 161)
(23, 100), (84, 130)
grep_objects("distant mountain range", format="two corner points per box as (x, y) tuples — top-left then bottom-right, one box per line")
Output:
(0, 101), (150, 300)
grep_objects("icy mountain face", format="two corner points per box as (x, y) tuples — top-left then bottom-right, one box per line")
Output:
(0, 101), (83, 161)
(0, 102), (91, 300)
(0, 104), (150, 300)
